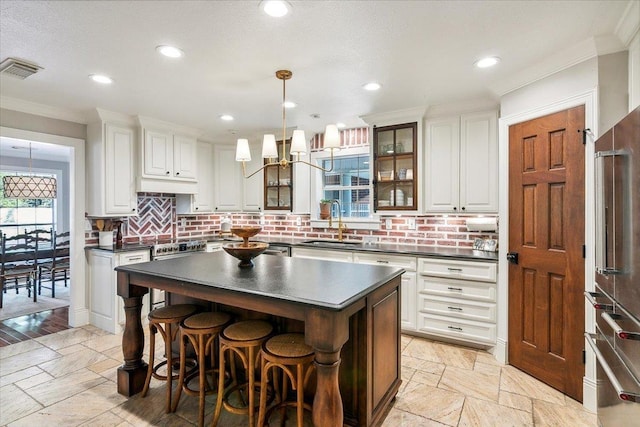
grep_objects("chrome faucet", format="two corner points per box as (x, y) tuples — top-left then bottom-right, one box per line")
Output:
(328, 199), (347, 241)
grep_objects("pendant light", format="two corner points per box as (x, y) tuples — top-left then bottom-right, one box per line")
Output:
(2, 143), (57, 199)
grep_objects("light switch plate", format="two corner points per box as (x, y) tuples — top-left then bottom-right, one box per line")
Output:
(296, 216), (302, 226)
(407, 218), (416, 230)
(385, 218), (392, 229)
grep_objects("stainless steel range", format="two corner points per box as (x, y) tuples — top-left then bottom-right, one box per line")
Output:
(150, 239), (206, 307)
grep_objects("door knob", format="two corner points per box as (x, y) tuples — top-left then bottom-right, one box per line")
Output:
(506, 252), (519, 264)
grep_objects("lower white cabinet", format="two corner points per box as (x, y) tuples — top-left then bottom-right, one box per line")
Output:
(88, 249), (150, 334)
(353, 252), (417, 331)
(417, 258), (497, 345)
(291, 247), (354, 263)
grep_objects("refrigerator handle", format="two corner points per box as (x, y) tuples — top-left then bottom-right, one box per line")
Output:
(584, 291), (614, 311)
(585, 333), (640, 402)
(601, 312), (640, 341)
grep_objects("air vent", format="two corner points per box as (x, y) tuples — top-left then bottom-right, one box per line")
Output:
(0, 58), (43, 79)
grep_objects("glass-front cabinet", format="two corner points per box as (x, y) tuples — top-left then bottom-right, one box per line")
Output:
(264, 139), (292, 210)
(373, 122), (417, 210)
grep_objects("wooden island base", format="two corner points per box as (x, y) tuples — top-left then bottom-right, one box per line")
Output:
(116, 253), (402, 426)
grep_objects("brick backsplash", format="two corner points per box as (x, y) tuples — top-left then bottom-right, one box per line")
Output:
(86, 193), (498, 248)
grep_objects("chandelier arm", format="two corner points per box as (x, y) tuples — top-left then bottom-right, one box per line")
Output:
(290, 152), (335, 173)
(240, 161), (269, 179)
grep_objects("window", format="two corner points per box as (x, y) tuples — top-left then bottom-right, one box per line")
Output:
(320, 155), (370, 218)
(0, 171), (56, 239)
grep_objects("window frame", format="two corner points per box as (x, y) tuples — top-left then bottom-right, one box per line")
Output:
(310, 146), (381, 230)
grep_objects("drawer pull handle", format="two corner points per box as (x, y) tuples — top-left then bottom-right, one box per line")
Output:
(447, 306), (463, 311)
(584, 291), (613, 311)
(376, 260), (389, 264)
(601, 312), (640, 340)
(127, 257), (143, 261)
(447, 326), (463, 331)
(585, 333), (639, 402)
(447, 287), (463, 291)
(447, 267), (463, 272)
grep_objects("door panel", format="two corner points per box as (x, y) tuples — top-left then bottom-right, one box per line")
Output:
(508, 105), (585, 402)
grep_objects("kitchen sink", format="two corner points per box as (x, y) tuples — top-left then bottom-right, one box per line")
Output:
(302, 239), (362, 247)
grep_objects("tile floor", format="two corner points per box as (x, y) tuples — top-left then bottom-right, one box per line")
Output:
(0, 326), (596, 426)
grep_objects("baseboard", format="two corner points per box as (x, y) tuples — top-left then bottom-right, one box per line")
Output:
(69, 307), (89, 327)
(492, 337), (508, 364)
(583, 376), (597, 413)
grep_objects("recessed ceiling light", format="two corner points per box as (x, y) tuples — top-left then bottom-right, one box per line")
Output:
(260, 0), (291, 17)
(336, 122), (346, 128)
(475, 56), (500, 68)
(283, 101), (296, 109)
(89, 74), (113, 84)
(363, 82), (381, 91)
(156, 45), (184, 58)
(220, 114), (234, 121)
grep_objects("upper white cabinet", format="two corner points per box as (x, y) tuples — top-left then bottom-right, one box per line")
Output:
(425, 110), (498, 213)
(137, 116), (199, 193)
(213, 144), (243, 211)
(242, 141), (263, 212)
(176, 141), (215, 214)
(86, 109), (138, 216)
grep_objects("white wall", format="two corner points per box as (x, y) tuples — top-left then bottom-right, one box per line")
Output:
(629, 31), (640, 110)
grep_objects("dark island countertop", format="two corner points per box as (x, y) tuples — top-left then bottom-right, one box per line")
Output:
(115, 251), (404, 311)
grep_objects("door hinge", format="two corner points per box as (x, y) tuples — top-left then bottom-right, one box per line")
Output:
(582, 245), (586, 259)
(582, 349), (586, 364)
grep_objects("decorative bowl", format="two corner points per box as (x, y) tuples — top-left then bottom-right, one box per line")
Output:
(224, 226), (267, 268)
(223, 241), (269, 268)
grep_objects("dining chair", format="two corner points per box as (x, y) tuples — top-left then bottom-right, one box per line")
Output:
(0, 231), (38, 308)
(38, 230), (70, 298)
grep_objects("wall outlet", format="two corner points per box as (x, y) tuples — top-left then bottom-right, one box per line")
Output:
(259, 214), (265, 225)
(179, 217), (186, 227)
(407, 218), (416, 230)
(296, 216), (302, 226)
(385, 218), (392, 229)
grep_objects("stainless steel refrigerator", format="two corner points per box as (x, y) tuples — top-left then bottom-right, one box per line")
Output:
(586, 106), (640, 426)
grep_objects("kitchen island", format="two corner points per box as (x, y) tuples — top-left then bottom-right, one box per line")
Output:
(115, 251), (403, 427)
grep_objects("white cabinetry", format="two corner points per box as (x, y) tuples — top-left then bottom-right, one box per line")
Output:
(88, 249), (150, 334)
(425, 110), (498, 213)
(353, 252), (417, 331)
(242, 141), (263, 212)
(291, 247), (354, 263)
(417, 257), (497, 345)
(213, 144), (243, 212)
(86, 110), (138, 216)
(137, 116), (199, 193)
(176, 141), (215, 214)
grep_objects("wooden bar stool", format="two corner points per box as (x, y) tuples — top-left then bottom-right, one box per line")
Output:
(257, 333), (315, 427)
(212, 320), (273, 427)
(141, 304), (199, 413)
(171, 311), (232, 427)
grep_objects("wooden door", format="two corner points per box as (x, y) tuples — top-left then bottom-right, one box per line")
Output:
(508, 105), (585, 402)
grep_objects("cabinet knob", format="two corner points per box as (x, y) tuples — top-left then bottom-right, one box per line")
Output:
(176, 172), (180, 176)
(461, 206), (466, 211)
(166, 171), (170, 175)
(453, 207), (457, 211)
(132, 208), (136, 212)
(195, 207), (199, 210)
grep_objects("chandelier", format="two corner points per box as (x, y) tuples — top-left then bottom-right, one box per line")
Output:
(235, 69), (340, 178)
(2, 143), (57, 199)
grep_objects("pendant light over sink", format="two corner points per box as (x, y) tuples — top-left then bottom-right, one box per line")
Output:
(235, 70), (341, 178)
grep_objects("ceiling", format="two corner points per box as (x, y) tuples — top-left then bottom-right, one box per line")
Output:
(0, 0), (633, 146)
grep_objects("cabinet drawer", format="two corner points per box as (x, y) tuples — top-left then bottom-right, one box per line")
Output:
(418, 313), (496, 345)
(419, 276), (496, 302)
(354, 252), (416, 271)
(291, 247), (353, 263)
(419, 295), (496, 322)
(117, 250), (150, 266)
(418, 258), (496, 282)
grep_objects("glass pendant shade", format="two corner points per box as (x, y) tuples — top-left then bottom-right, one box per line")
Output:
(3, 175), (57, 199)
(290, 130), (307, 155)
(323, 124), (341, 150)
(261, 134), (278, 159)
(235, 139), (251, 161)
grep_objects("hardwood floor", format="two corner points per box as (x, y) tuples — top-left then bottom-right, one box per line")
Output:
(0, 306), (70, 346)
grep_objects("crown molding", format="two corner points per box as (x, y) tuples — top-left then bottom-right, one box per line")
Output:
(360, 106), (427, 127)
(615, 0), (640, 47)
(0, 96), (87, 124)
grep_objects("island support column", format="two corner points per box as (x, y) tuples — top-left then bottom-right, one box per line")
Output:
(116, 272), (149, 396)
(305, 308), (349, 427)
